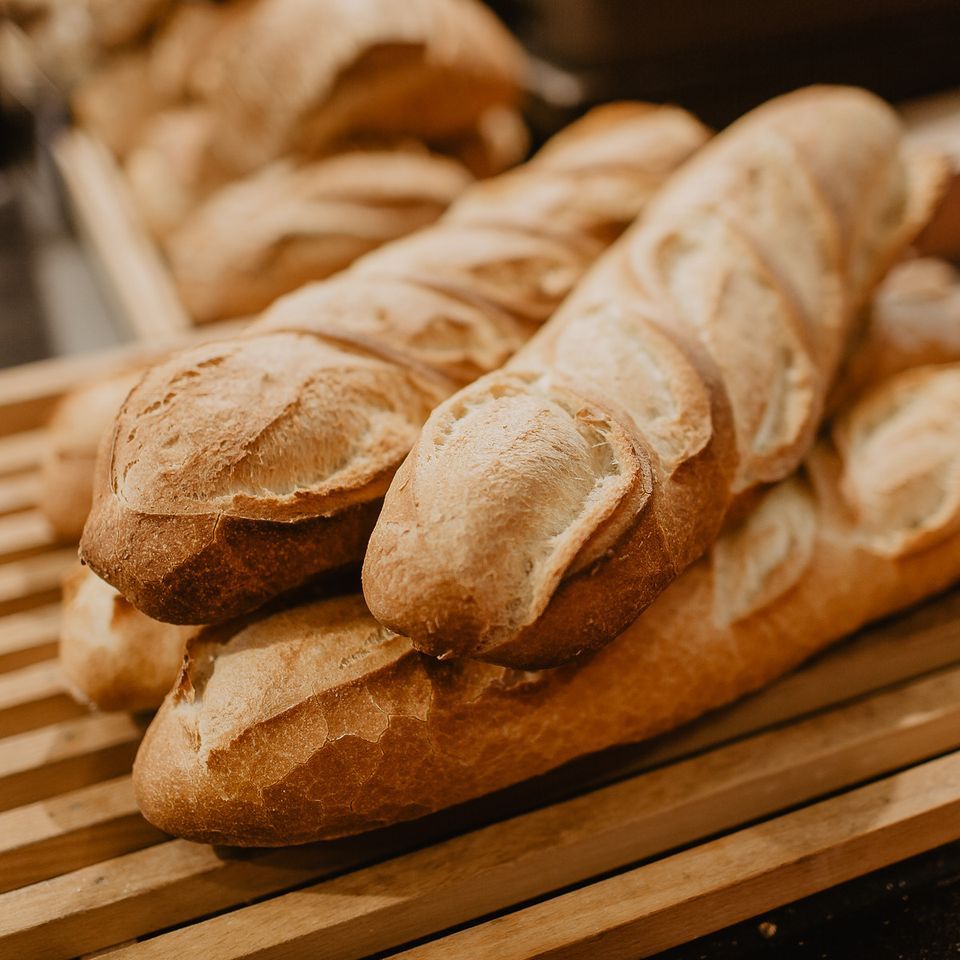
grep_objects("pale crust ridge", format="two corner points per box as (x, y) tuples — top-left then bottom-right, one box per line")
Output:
(81, 104), (711, 623)
(136, 359), (960, 845)
(364, 86), (949, 667)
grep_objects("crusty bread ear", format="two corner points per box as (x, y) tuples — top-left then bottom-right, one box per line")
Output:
(134, 359), (960, 846)
(81, 103), (711, 624)
(364, 86), (950, 668)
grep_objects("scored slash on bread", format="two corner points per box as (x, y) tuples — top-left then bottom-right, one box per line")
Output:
(363, 86), (950, 669)
(58, 256), (960, 714)
(134, 355), (960, 845)
(80, 103), (712, 624)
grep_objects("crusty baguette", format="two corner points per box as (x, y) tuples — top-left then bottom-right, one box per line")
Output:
(166, 149), (474, 324)
(40, 370), (142, 541)
(204, 0), (525, 176)
(134, 357), (960, 845)
(60, 564), (190, 712)
(363, 86), (948, 669)
(81, 102), (711, 624)
(64, 255), (960, 714)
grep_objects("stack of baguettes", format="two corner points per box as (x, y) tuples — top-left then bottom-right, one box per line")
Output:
(52, 84), (960, 846)
(66, 0), (529, 324)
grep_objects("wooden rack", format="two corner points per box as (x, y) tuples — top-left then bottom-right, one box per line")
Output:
(1, 358), (960, 960)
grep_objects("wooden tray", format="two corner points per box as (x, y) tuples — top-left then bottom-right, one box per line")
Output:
(1, 354), (960, 960)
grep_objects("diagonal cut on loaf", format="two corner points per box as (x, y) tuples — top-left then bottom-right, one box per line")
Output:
(80, 102), (711, 624)
(363, 85), (949, 669)
(134, 353), (960, 845)
(59, 255), (960, 715)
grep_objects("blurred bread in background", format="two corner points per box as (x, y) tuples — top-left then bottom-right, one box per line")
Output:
(60, 563), (190, 712)
(40, 369), (141, 540)
(58, 0), (529, 327)
(167, 148), (475, 323)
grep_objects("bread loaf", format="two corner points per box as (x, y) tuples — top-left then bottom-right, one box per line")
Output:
(80, 103), (711, 624)
(40, 370), (142, 540)
(166, 149), (474, 323)
(363, 86), (947, 669)
(64, 255), (960, 714)
(60, 564), (190, 712)
(204, 0), (525, 176)
(134, 358), (960, 845)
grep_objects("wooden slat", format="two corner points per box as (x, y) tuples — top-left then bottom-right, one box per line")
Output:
(0, 776), (165, 895)
(0, 511), (58, 563)
(0, 605), (60, 673)
(0, 430), (47, 477)
(53, 130), (192, 343)
(11, 662), (960, 960)
(1, 593), (955, 957)
(0, 473), (38, 517)
(0, 549), (75, 618)
(398, 750), (960, 960)
(0, 660), (85, 737)
(0, 713), (143, 812)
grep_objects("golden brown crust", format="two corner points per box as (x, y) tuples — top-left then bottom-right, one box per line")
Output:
(364, 86), (949, 668)
(134, 361), (960, 845)
(81, 104), (711, 624)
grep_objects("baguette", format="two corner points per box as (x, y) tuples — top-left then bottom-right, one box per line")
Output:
(134, 358), (960, 845)
(81, 102), (711, 624)
(363, 85), (948, 668)
(204, 0), (525, 176)
(64, 255), (960, 713)
(166, 149), (474, 323)
(40, 370), (142, 541)
(60, 564), (190, 712)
